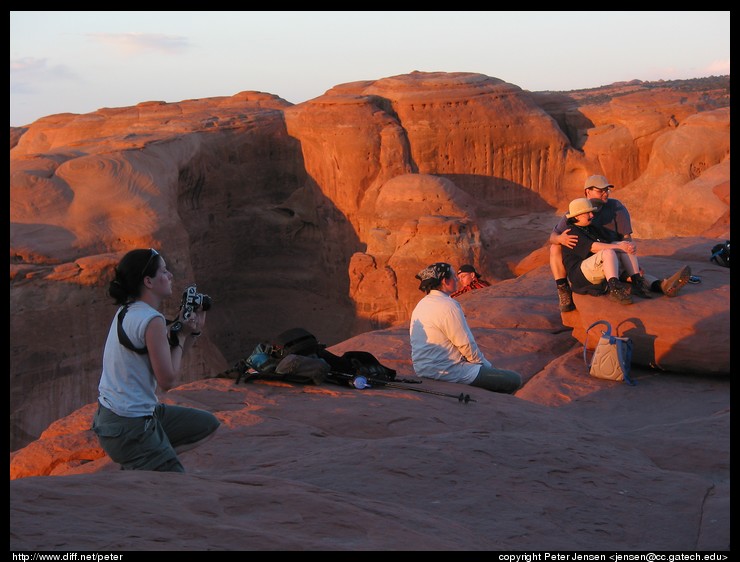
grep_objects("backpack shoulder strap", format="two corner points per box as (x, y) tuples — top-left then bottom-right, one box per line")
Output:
(341, 350), (397, 380)
(117, 304), (148, 355)
(583, 320), (611, 368)
(586, 320), (612, 338)
(273, 328), (323, 358)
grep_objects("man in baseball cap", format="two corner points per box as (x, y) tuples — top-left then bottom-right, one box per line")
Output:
(560, 198), (642, 305)
(584, 175), (613, 191)
(451, 264), (491, 298)
(548, 174), (634, 311)
(561, 198), (691, 305)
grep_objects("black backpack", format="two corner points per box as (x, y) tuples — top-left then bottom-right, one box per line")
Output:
(237, 328), (396, 387)
(237, 328), (325, 382)
(318, 349), (397, 386)
(710, 240), (730, 268)
(273, 327), (325, 359)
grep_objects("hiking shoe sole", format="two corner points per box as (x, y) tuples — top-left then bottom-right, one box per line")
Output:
(608, 293), (634, 305)
(608, 289), (633, 305)
(661, 265), (691, 297)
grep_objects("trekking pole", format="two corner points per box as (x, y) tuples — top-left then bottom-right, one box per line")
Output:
(381, 381), (476, 403)
(329, 371), (475, 403)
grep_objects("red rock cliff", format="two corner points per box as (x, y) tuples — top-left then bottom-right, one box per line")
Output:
(9, 73), (730, 451)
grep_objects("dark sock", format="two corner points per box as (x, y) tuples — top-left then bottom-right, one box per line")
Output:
(651, 280), (662, 293)
(556, 278), (568, 287)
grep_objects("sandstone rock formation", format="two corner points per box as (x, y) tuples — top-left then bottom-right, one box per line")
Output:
(9, 264), (730, 550)
(10, 72), (730, 454)
(10, 365), (730, 551)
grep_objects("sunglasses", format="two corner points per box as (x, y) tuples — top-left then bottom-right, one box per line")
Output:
(140, 248), (160, 279)
(587, 186), (610, 192)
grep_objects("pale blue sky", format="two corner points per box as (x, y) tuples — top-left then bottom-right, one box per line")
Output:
(10, 11), (730, 127)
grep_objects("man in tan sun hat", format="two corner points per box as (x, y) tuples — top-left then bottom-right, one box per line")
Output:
(560, 198), (691, 305)
(549, 174), (636, 311)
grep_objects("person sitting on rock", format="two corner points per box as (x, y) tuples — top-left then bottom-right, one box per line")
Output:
(450, 264), (491, 298)
(561, 198), (691, 306)
(409, 262), (521, 394)
(549, 175), (634, 312)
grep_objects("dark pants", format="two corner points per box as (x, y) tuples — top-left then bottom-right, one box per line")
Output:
(92, 402), (220, 472)
(470, 365), (522, 394)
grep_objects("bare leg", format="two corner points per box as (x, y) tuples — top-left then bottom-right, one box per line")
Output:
(550, 244), (575, 312)
(549, 243), (567, 279)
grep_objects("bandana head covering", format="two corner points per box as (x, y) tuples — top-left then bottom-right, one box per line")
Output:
(415, 262), (452, 292)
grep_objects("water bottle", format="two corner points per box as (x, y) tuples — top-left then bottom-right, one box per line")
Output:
(351, 375), (369, 389)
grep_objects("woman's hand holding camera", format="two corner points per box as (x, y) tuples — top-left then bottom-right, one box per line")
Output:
(168, 284), (211, 348)
(168, 309), (206, 349)
(178, 308), (206, 338)
(186, 310), (206, 338)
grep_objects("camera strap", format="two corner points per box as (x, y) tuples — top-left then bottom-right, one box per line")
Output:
(117, 304), (148, 355)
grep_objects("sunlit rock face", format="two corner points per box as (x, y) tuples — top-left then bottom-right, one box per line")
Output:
(9, 73), (729, 450)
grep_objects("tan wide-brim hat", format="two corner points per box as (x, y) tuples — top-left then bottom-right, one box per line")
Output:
(566, 197), (598, 219)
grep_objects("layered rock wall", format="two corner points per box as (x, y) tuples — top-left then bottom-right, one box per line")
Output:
(9, 73), (730, 450)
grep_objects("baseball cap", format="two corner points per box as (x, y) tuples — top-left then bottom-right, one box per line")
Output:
(584, 175), (613, 191)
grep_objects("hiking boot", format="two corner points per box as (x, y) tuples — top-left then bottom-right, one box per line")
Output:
(630, 274), (653, 299)
(607, 279), (633, 305)
(660, 265), (691, 297)
(557, 284), (576, 312)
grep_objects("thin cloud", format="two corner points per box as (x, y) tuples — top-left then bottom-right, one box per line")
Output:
(10, 57), (79, 94)
(10, 57), (47, 73)
(88, 32), (190, 55)
(705, 59), (730, 75)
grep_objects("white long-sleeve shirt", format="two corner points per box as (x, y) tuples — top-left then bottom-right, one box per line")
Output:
(409, 290), (491, 384)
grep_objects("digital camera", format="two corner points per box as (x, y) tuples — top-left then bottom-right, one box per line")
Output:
(180, 284), (212, 320)
(168, 284), (212, 345)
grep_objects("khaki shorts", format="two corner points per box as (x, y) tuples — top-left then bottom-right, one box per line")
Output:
(580, 250), (607, 284)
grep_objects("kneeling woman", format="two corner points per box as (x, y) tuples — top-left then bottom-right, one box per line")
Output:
(92, 248), (220, 472)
